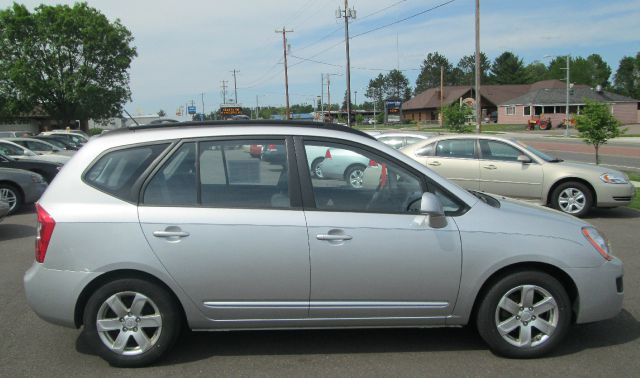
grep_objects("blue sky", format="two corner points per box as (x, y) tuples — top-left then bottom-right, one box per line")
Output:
(5, 0), (640, 118)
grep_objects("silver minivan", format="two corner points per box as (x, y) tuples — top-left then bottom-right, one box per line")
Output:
(24, 121), (624, 366)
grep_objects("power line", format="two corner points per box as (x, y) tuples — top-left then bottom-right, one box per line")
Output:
(351, 0), (456, 39)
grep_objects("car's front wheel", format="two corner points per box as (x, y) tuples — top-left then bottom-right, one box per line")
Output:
(550, 181), (593, 217)
(476, 271), (571, 358)
(83, 278), (181, 367)
(345, 164), (366, 189)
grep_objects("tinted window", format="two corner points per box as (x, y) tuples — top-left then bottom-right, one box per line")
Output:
(0, 142), (26, 155)
(435, 139), (476, 158)
(305, 141), (423, 213)
(415, 142), (435, 157)
(144, 143), (197, 205)
(25, 140), (55, 152)
(143, 139), (290, 209)
(479, 140), (522, 162)
(85, 143), (169, 199)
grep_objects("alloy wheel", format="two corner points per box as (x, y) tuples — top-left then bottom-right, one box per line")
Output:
(558, 187), (586, 214)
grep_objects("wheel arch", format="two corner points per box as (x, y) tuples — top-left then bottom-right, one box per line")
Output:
(469, 262), (579, 325)
(546, 177), (597, 206)
(0, 180), (24, 202)
(74, 269), (187, 329)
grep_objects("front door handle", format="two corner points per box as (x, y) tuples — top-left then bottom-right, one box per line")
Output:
(317, 234), (353, 241)
(483, 165), (497, 170)
(428, 161), (441, 166)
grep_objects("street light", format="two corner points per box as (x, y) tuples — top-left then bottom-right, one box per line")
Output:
(544, 54), (571, 137)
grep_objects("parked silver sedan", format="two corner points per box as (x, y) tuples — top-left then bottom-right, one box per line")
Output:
(24, 121), (624, 366)
(402, 134), (635, 217)
(375, 131), (437, 149)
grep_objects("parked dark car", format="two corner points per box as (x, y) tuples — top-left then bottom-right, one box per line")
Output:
(0, 167), (47, 214)
(0, 153), (62, 183)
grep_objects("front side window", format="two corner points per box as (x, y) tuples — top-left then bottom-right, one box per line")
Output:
(479, 140), (523, 162)
(143, 139), (290, 209)
(304, 141), (423, 213)
(0, 142), (26, 156)
(435, 139), (476, 159)
(85, 143), (169, 200)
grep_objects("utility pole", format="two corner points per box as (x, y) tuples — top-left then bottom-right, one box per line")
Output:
(440, 66), (444, 126)
(220, 80), (228, 105)
(475, 0), (481, 133)
(230, 69), (239, 104)
(276, 27), (293, 120)
(327, 74), (331, 121)
(201, 92), (205, 121)
(337, 1), (356, 127)
(255, 95), (259, 119)
(320, 74), (324, 121)
(563, 55), (571, 137)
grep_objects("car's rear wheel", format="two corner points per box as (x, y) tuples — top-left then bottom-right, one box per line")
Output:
(0, 184), (22, 215)
(551, 181), (593, 217)
(476, 271), (571, 358)
(345, 164), (366, 189)
(311, 157), (325, 178)
(83, 278), (181, 367)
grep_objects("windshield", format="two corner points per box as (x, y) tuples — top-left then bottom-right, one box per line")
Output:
(515, 141), (561, 162)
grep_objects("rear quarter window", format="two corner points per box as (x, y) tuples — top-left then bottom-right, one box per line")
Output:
(84, 143), (169, 201)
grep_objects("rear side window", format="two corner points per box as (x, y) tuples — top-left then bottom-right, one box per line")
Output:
(85, 144), (169, 200)
(435, 139), (476, 158)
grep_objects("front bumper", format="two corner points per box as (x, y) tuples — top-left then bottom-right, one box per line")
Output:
(595, 182), (635, 207)
(24, 262), (99, 328)
(565, 256), (624, 324)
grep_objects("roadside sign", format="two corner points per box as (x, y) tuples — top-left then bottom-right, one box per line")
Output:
(220, 106), (242, 116)
(187, 105), (197, 114)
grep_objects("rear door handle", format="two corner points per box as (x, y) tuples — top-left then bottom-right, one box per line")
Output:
(153, 226), (190, 242)
(483, 165), (497, 170)
(428, 161), (441, 166)
(153, 231), (190, 238)
(317, 234), (352, 241)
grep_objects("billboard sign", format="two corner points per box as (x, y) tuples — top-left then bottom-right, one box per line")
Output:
(187, 105), (197, 115)
(220, 106), (242, 116)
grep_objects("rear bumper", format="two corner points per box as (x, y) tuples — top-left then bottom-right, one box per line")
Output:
(565, 257), (624, 324)
(24, 262), (99, 328)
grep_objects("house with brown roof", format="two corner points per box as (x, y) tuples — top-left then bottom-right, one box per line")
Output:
(402, 80), (640, 125)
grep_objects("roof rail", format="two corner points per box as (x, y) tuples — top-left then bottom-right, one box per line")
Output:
(120, 120), (375, 139)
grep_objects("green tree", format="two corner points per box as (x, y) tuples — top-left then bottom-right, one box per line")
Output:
(442, 103), (473, 133)
(613, 52), (640, 99)
(455, 52), (490, 86)
(0, 3), (136, 130)
(365, 73), (386, 112)
(523, 61), (549, 83)
(415, 52), (453, 93)
(576, 100), (623, 164)
(489, 51), (527, 84)
(384, 69), (412, 101)
(586, 54), (612, 88)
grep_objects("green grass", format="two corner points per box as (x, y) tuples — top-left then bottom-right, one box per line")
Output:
(625, 172), (640, 210)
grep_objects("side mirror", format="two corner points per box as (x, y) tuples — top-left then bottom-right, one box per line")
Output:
(419, 192), (447, 229)
(517, 154), (532, 164)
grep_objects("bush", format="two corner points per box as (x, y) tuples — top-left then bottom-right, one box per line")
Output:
(442, 103), (473, 133)
(88, 127), (104, 136)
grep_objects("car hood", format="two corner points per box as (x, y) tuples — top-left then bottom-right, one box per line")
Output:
(8, 158), (61, 167)
(545, 160), (625, 177)
(456, 192), (589, 239)
(16, 154), (69, 164)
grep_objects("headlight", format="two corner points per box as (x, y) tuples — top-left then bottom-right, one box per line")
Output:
(582, 226), (612, 261)
(31, 174), (45, 183)
(600, 173), (628, 184)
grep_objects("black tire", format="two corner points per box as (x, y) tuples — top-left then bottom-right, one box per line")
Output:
(476, 271), (571, 358)
(0, 183), (23, 215)
(344, 164), (366, 189)
(83, 278), (181, 367)
(550, 181), (593, 217)
(310, 157), (325, 178)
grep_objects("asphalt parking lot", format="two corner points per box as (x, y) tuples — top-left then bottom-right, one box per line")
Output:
(1, 206), (639, 377)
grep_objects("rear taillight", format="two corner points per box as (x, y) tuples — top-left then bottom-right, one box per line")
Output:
(325, 149), (332, 159)
(35, 203), (55, 263)
(267, 144), (277, 152)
